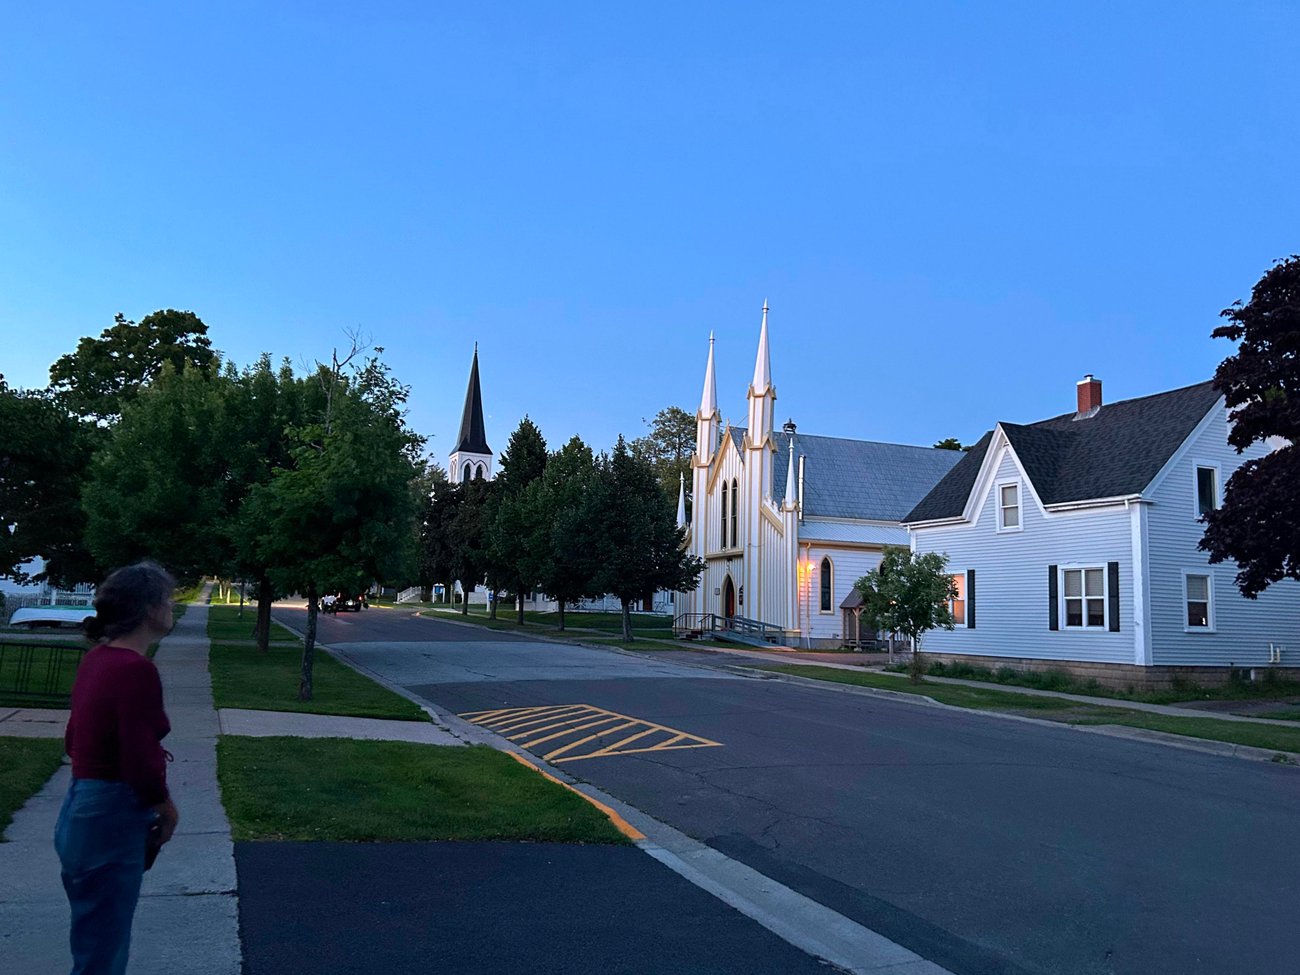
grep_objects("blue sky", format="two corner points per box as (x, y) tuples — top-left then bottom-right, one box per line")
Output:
(1, 3), (1295, 460)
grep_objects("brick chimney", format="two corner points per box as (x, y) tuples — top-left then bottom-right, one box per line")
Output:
(1076, 374), (1102, 416)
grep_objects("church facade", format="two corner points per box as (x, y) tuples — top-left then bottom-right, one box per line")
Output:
(679, 305), (963, 647)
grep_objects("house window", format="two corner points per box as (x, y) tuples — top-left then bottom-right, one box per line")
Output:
(948, 573), (965, 626)
(731, 478), (739, 549)
(1185, 573), (1213, 630)
(1196, 466), (1219, 518)
(998, 482), (1021, 531)
(819, 557), (833, 613)
(1062, 567), (1106, 629)
(721, 482), (729, 548)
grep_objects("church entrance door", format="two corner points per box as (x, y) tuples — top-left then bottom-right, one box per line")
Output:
(723, 576), (736, 620)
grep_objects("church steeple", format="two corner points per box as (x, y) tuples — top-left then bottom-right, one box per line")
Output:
(746, 300), (776, 447)
(449, 345), (494, 484)
(696, 332), (720, 464)
(751, 299), (771, 393)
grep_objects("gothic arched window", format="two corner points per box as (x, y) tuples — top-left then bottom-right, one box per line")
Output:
(819, 557), (833, 613)
(476, 464), (485, 480)
(463, 462), (472, 483)
(720, 482), (729, 549)
(730, 478), (739, 550)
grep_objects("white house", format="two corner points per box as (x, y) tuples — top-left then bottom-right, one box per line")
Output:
(905, 376), (1300, 687)
(677, 304), (963, 647)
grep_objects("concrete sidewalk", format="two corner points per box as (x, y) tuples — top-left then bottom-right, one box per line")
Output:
(0, 589), (241, 975)
(216, 708), (462, 744)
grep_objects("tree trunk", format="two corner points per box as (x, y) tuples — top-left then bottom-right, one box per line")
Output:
(299, 584), (317, 701)
(254, 572), (273, 654)
(908, 633), (924, 685)
(460, 587), (468, 615)
(517, 590), (525, 626)
(621, 598), (633, 642)
(557, 600), (565, 632)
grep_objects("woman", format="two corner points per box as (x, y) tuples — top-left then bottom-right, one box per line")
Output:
(56, 561), (181, 975)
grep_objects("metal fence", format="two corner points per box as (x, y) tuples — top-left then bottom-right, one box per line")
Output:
(0, 642), (87, 706)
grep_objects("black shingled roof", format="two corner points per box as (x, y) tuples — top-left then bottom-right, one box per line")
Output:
(454, 349), (491, 455)
(904, 380), (1222, 522)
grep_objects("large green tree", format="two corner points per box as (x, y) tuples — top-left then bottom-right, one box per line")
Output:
(631, 406), (696, 508)
(0, 377), (100, 586)
(537, 435), (600, 631)
(243, 351), (423, 700)
(588, 436), (704, 641)
(489, 417), (549, 623)
(1200, 255), (1300, 597)
(49, 309), (217, 421)
(82, 363), (236, 583)
(447, 476), (494, 616)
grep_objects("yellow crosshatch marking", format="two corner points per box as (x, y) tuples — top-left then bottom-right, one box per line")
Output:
(459, 704), (723, 764)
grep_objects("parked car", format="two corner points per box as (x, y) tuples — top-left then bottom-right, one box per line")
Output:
(336, 594), (364, 612)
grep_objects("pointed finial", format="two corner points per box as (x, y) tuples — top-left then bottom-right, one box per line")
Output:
(474, 341), (478, 355)
(676, 471), (687, 528)
(700, 330), (718, 417)
(752, 299), (772, 392)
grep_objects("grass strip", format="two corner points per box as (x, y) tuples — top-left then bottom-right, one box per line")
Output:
(207, 604), (298, 644)
(758, 665), (1300, 755)
(209, 641), (427, 722)
(217, 736), (629, 843)
(0, 737), (65, 839)
(0, 642), (86, 708)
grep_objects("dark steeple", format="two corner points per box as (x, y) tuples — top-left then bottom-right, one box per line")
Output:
(455, 345), (491, 455)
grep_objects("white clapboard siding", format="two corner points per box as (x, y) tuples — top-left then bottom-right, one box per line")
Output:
(912, 448), (1134, 664)
(1144, 407), (1300, 666)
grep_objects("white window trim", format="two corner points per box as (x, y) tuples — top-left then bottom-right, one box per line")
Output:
(1182, 569), (1216, 633)
(996, 479), (1023, 534)
(1059, 564), (1108, 631)
(818, 556), (834, 614)
(1192, 460), (1221, 520)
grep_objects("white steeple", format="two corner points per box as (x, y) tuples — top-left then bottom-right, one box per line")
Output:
(676, 472), (687, 528)
(751, 299), (771, 393)
(700, 331), (717, 417)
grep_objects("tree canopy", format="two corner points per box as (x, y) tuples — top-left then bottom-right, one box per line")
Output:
(1200, 255), (1300, 597)
(854, 548), (956, 682)
(49, 309), (217, 421)
(632, 406), (696, 504)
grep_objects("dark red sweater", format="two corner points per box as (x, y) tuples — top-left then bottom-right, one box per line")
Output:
(65, 645), (171, 806)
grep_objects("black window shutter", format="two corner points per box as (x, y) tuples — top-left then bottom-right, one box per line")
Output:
(1048, 565), (1058, 631)
(1108, 561), (1120, 632)
(966, 569), (976, 629)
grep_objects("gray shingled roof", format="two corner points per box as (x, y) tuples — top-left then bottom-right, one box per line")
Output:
(904, 380), (1222, 522)
(727, 427), (964, 521)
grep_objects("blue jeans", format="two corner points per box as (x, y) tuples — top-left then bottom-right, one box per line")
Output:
(54, 779), (155, 975)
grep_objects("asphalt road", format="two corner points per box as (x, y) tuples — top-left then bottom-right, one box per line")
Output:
(236, 841), (832, 975)
(280, 605), (1300, 975)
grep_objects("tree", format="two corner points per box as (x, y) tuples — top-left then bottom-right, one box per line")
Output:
(0, 377), (100, 586)
(537, 436), (600, 631)
(49, 309), (217, 421)
(854, 548), (957, 683)
(82, 363), (236, 583)
(1200, 255), (1300, 597)
(933, 438), (965, 451)
(631, 406), (696, 506)
(588, 436), (704, 641)
(243, 347), (423, 700)
(489, 417), (549, 623)
(419, 478), (461, 602)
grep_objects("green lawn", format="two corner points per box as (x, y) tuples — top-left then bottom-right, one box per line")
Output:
(759, 664), (1300, 756)
(0, 737), (64, 839)
(1250, 708), (1300, 722)
(209, 641), (426, 721)
(206, 604), (298, 644)
(217, 736), (629, 843)
(0, 642), (85, 708)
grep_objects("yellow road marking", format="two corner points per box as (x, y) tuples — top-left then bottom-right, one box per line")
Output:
(460, 703), (722, 764)
(541, 720), (642, 761)
(517, 715), (628, 749)
(505, 752), (645, 841)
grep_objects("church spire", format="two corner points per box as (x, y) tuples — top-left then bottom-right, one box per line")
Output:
(676, 472), (687, 528)
(700, 331), (717, 417)
(751, 299), (771, 392)
(455, 345), (491, 455)
(784, 430), (797, 510)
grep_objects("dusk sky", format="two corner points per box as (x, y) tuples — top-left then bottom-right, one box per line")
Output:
(2, 3), (1295, 461)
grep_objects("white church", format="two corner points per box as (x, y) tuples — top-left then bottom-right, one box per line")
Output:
(677, 303), (963, 647)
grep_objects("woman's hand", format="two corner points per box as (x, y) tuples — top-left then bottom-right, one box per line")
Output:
(152, 798), (180, 845)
